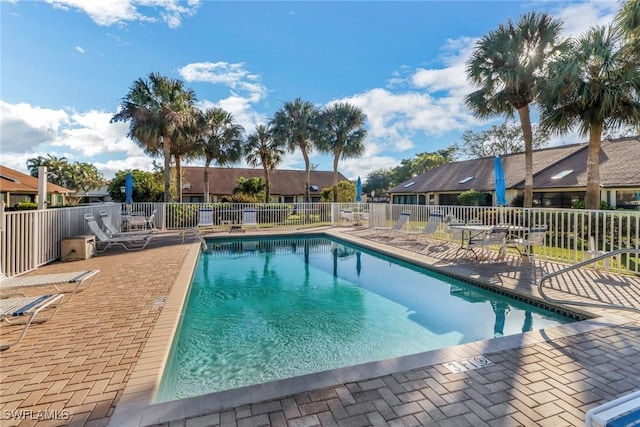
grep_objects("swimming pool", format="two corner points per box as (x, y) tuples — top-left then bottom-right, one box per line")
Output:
(157, 235), (575, 403)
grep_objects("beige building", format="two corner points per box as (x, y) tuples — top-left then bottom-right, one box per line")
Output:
(0, 165), (72, 208)
(181, 167), (349, 203)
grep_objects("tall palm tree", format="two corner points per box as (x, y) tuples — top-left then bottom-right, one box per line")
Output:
(270, 98), (319, 202)
(465, 11), (568, 208)
(316, 103), (367, 202)
(244, 124), (285, 203)
(196, 108), (244, 203)
(538, 25), (640, 210)
(111, 72), (196, 202)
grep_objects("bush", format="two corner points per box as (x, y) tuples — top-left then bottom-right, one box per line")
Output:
(14, 201), (38, 211)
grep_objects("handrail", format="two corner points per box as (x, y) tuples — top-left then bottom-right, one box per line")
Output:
(537, 248), (640, 313)
(183, 228), (209, 251)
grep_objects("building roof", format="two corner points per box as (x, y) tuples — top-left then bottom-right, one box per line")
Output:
(181, 167), (348, 195)
(389, 136), (640, 194)
(527, 137), (640, 189)
(0, 165), (72, 194)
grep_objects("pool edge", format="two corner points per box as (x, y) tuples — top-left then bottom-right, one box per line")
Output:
(109, 229), (622, 427)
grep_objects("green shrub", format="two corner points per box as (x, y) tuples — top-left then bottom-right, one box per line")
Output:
(14, 202), (38, 211)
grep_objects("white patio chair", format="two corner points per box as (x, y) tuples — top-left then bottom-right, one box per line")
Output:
(1, 270), (99, 299)
(99, 210), (156, 237)
(1, 293), (64, 350)
(467, 226), (509, 260)
(85, 214), (154, 252)
(506, 225), (547, 257)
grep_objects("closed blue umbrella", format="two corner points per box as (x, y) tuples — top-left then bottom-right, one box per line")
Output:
(494, 157), (506, 206)
(355, 176), (362, 202)
(124, 172), (134, 204)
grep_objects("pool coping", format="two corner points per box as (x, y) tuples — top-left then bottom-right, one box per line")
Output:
(108, 230), (628, 427)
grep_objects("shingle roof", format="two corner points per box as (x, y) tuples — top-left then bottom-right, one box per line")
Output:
(182, 167), (348, 195)
(0, 165), (72, 194)
(528, 137), (640, 189)
(388, 142), (584, 194)
(390, 136), (640, 194)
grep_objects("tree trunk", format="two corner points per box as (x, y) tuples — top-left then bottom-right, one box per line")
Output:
(517, 106), (534, 208)
(332, 152), (340, 203)
(302, 149), (311, 203)
(264, 166), (270, 203)
(175, 155), (182, 203)
(585, 123), (603, 210)
(162, 135), (172, 202)
(203, 158), (212, 203)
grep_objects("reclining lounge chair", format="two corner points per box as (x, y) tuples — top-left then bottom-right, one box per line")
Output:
(0, 270), (99, 299)
(85, 214), (155, 252)
(1, 293), (64, 350)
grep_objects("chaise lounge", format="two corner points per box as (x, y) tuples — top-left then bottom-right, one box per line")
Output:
(1, 293), (64, 350)
(85, 214), (155, 251)
(0, 270), (99, 300)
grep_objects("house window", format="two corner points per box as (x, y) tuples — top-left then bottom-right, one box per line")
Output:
(310, 185), (320, 192)
(284, 196), (295, 203)
(459, 176), (474, 184)
(403, 181), (415, 188)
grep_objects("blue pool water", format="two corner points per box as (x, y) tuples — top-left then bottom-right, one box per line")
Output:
(157, 236), (575, 402)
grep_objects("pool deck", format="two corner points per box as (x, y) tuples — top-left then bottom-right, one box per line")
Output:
(1, 226), (639, 427)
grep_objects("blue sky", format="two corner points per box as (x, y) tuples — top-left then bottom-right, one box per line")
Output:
(0, 0), (619, 181)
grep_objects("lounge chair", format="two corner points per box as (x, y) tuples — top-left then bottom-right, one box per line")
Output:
(242, 208), (258, 230)
(99, 210), (156, 237)
(0, 270), (99, 299)
(399, 212), (442, 240)
(375, 210), (411, 235)
(85, 214), (154, 251)
(1, 293), (64, 350)
(585, 390), (640, 427)
(197, 208), (214, 230)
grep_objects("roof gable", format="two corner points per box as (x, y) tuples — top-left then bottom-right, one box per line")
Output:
(0, 165), (72, 194)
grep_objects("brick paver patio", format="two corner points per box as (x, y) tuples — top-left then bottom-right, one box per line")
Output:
(1, 227), (639, 427)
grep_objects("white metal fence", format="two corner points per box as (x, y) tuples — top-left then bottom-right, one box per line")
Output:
(1, 202), (638, 277)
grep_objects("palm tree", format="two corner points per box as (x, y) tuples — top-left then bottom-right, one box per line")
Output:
(538, 25), (640, 209)
(171, 127), (202, 202)
(316, 103), (367, 202)
(111, 72), (196, 202)
(196, 108), (244, 203)
(244, 124), (285, 203)
(26, 154), (70, 187)
(270, 98), (319, 202)
(465, 12), (568, 208)
(616, 0), (640, 44)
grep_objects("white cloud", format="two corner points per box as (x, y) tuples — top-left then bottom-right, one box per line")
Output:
(74, 46), (85, 54)
(184, 62), (269, 135)
(0, 101), (149, 179)
(552, 1), (617, 37)
(53, 110), (140, 157)
(0, 101), (69, 151)
(179, 62), (268, 103)
(333, 88), (477, 153)
(44, 0), (199, 28)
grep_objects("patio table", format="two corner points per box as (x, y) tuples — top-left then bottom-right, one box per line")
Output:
(449, 224), (494, 258)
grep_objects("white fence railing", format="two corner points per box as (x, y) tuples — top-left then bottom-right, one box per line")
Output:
(2, 203), (639, 277)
